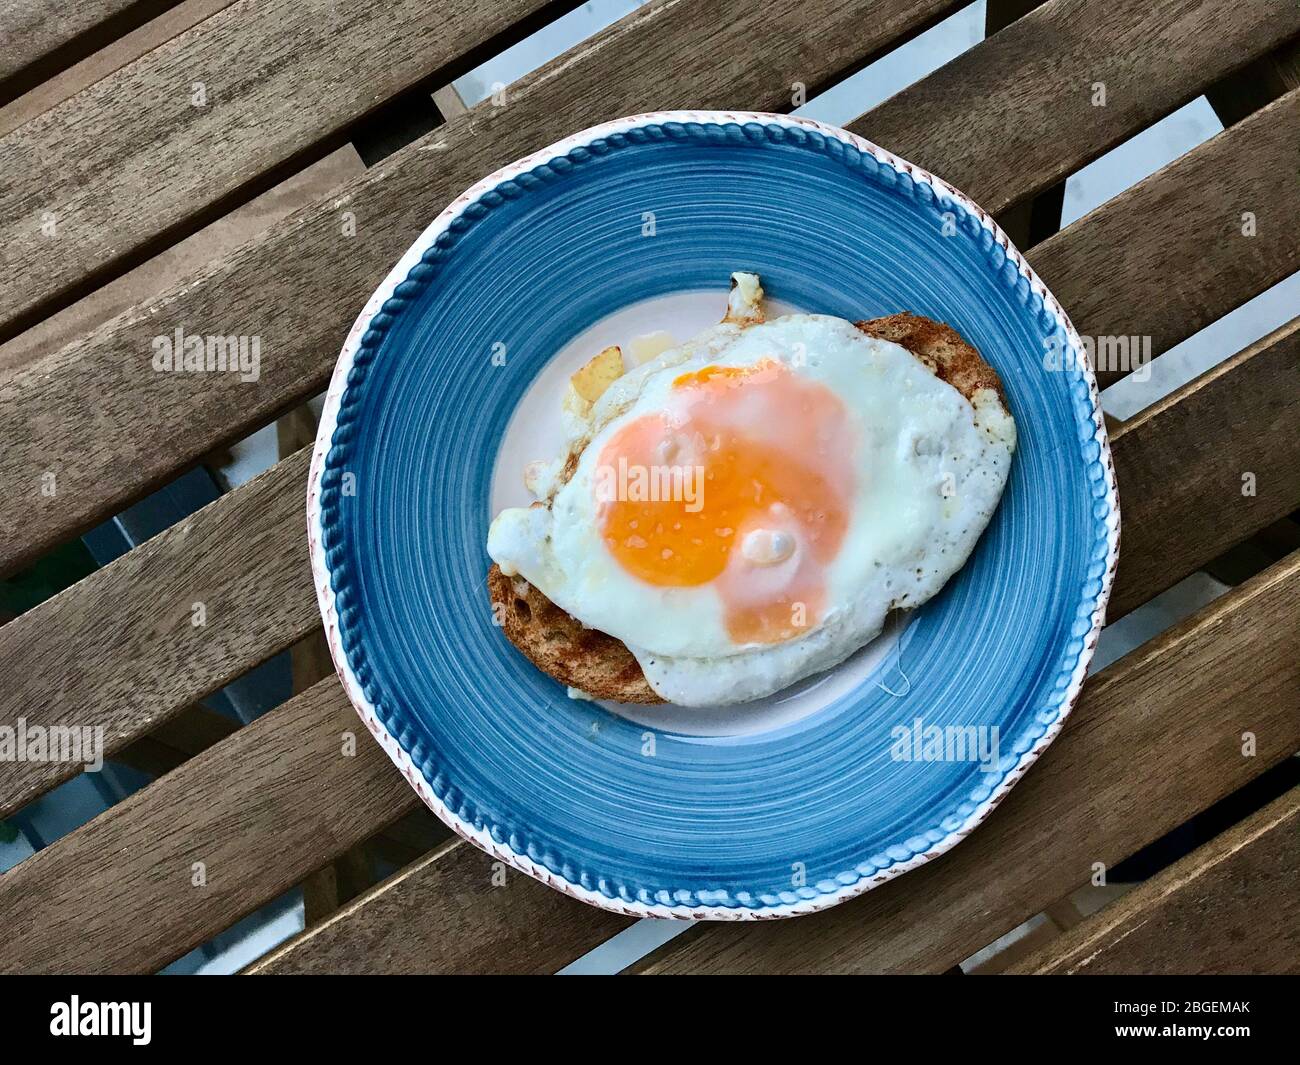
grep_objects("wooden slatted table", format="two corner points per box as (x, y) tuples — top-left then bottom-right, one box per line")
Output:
(1, 0), (1297, 975)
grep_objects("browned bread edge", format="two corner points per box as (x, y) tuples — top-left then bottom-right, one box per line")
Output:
(854, 312), (1006, 402)
(487, 564), (663, 702)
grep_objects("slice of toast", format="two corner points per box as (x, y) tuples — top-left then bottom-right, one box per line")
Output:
(488, 564), (663, 702)
(486, 313), (1005, 704)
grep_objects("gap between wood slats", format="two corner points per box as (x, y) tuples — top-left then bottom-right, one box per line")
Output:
(0, 678), (416, 974)
(253, 550), (1300, 973)
(4, 0), (1295, 578)
(0, 144), (366, 377)
(0, 450), (313, 820)
(1008, 784), (1300, 975)
(1107, 317), (1300, 619)
(251, 835), (635, 975)
(1029, 91), (1300, 389)
(0, 316), (1295, 971)
(0, 0), (182, 104)
(2, 99), (1298, 823)
(0, 0), (241, 139)
(0, 0), (971, 365)
(0, 0), (591, 340)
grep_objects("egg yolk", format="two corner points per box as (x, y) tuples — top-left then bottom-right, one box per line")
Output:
(596, 358), (855, 644)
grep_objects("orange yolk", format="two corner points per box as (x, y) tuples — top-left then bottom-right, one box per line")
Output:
(596, 359), (855, 644)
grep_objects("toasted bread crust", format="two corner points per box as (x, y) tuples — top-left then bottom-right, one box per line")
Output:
(854, 313), (1005, 404)
(489, 313), (1006, 703)
(487, 564), (663, 702)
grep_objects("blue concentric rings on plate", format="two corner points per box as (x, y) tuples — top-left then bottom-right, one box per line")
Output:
(308, 111), (1120, 919)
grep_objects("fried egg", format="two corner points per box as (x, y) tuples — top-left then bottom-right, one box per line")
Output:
(489, 274), (1016, 706)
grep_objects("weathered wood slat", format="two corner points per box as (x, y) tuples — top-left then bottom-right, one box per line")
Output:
(1030, 89), (1300, 388)
(1108, 317), (1300, 619)
(0, 0), (571, 335)
(0, 450), (313, 820)
(0, 144), (365, 374)
(0, 0), (177, 97)
(258, 551), (1300, 973)
(0, 0), (244, 138)
(5, 0), (1294, 577)
(861, 0), (1300, 218)
(0, 678), (417, 974)
(629, 552), (1300, 973)
(0, 0), (955, 338)
(1011, 786), (1300, 975)
(248, 837), (635, 975)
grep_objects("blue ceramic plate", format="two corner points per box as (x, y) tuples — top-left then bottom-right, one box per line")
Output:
(308, 112), (1120, 919)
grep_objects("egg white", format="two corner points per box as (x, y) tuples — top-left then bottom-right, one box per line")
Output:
(489, 313), (1015, 706)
